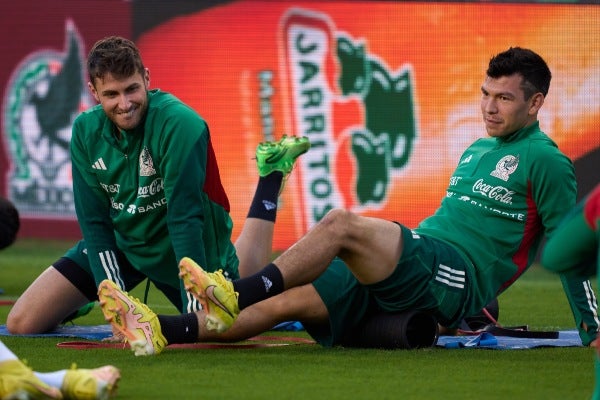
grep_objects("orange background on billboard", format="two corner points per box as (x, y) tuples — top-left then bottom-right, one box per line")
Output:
(136, 2), (600, 250)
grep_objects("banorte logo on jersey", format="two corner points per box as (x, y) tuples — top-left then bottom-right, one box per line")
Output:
(2, 20), (92, 216)
(280, 9), (417, 227)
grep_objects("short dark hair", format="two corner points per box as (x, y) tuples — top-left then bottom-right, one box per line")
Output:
(0, 197), (20, 250)
(487, 47), (551, 99)
(87, 36), (145, 85)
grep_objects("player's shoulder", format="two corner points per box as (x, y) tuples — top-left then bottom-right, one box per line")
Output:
(522, 127), (570, 161)
(74, 103), (105, 123)
(148, 89), (203, 122)
(72, 104), (109, 138)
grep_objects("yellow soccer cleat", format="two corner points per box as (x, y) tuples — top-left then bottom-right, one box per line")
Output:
(179, 257), (239, 333)
(97, 280), (167, 356)
(0, 359), (62, 400)
(62, 365), (120, 400)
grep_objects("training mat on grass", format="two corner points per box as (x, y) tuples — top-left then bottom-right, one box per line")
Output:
(56, 335), (315, 350)
(0, 324), (113, 340)
(437, 330), (582, 349)
(0, 324), (315, 349)
(0, 322), (305, 340)
(0, 321), (304, 340)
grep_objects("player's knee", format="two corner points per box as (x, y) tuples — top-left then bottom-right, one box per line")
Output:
(321, 208), (368, 247)
(319, 208), (355, 240)
(6, 301), (54, 334)
(5, 308), (32, 334)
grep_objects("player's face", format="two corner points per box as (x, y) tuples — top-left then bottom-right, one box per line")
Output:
(480, 73), (543, 138)
(89, 68), (150, 131)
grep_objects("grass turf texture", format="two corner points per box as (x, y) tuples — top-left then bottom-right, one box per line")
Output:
(0, 239), (596, 399)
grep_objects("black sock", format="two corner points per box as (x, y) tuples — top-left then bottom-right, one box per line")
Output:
(233, 263), (284, 309)
(246, 172), (283, 222)
(157, 313), (199, 344)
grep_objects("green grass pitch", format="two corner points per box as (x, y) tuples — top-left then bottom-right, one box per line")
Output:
(0, 239), (596, 399)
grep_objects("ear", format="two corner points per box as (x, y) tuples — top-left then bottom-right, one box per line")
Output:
(143, 68), (150, 88)
(87, 81), (99, 103)
(528, 92), (544, 115)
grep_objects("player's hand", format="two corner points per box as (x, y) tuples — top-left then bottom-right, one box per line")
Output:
(581, 323), (598, 349)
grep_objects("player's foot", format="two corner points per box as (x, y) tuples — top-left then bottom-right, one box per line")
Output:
(0, 359), (62, 399)
(179, 257), (239, 333)
(97, 280), (167, 356)
(256, 135), (310, 178)
(62, 365), (120, 400)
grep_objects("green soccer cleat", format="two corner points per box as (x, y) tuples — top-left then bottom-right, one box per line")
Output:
(256, 135), (310, 178)
(97, 280), (167, 356)
(179, 257), (239, 333)
(0, 359), (62, 400)
(62, 365), (120, 400)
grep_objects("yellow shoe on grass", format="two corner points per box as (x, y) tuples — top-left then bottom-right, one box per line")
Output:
(0, 359), (62, 400)
(98, 280), (167, 356)
(62, 365), (120, 400)
(179, 257), (239, 333)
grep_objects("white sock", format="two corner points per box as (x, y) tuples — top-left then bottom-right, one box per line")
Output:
(0, 340), (18, 362)
(34, 371), (67, 389)
(0, 340), (66, 389)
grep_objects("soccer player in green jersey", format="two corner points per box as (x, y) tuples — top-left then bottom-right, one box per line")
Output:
(6, 37), (309, 347)
(542, 183), (600, 399)
(100, 47), (598, 355)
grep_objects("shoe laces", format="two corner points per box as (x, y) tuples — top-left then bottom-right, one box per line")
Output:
(213, 270), (239, 299)
(212, 269), (233, 289)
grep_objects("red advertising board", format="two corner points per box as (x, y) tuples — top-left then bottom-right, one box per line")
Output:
(0, 0), (131, 238)
(135, 2), (600, 250)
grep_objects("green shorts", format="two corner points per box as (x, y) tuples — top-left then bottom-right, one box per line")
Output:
(61, 240), (185, 312)
(307, 224), (473, 347)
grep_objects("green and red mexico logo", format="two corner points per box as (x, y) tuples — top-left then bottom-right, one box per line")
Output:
(2, 20), (92, 216)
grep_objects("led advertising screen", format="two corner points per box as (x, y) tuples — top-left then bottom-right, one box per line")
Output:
(133, 1), (600, 249)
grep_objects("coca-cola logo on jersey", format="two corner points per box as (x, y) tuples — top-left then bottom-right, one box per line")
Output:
(472, 179), (514, 204)
(137, 178), (164, 198)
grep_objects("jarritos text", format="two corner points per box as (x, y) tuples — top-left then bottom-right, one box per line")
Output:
(280, 8), (418, 229)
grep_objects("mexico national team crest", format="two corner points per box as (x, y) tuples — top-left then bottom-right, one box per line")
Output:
(2, 20), (92, 216)
(279, 8), (418, 226)
(139, 147), (156, 177)
(490, 155), (519, 182)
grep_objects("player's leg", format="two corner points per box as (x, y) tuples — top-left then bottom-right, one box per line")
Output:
(0, 339), (63, 399)
(0, 339), (121, 400)
(98, 279), (328, 356)
(271, 209), (403, 286)
(235, 135), (310, 277)
(197, 284), (328, 342)
(232, 210), (401, 312)
(179, 210), (402, 332)
(6, 259), (93, 335)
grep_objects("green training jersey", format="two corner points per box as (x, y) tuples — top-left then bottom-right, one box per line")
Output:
(415, 121), (598, 343)
(70, 89), (238, 310)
